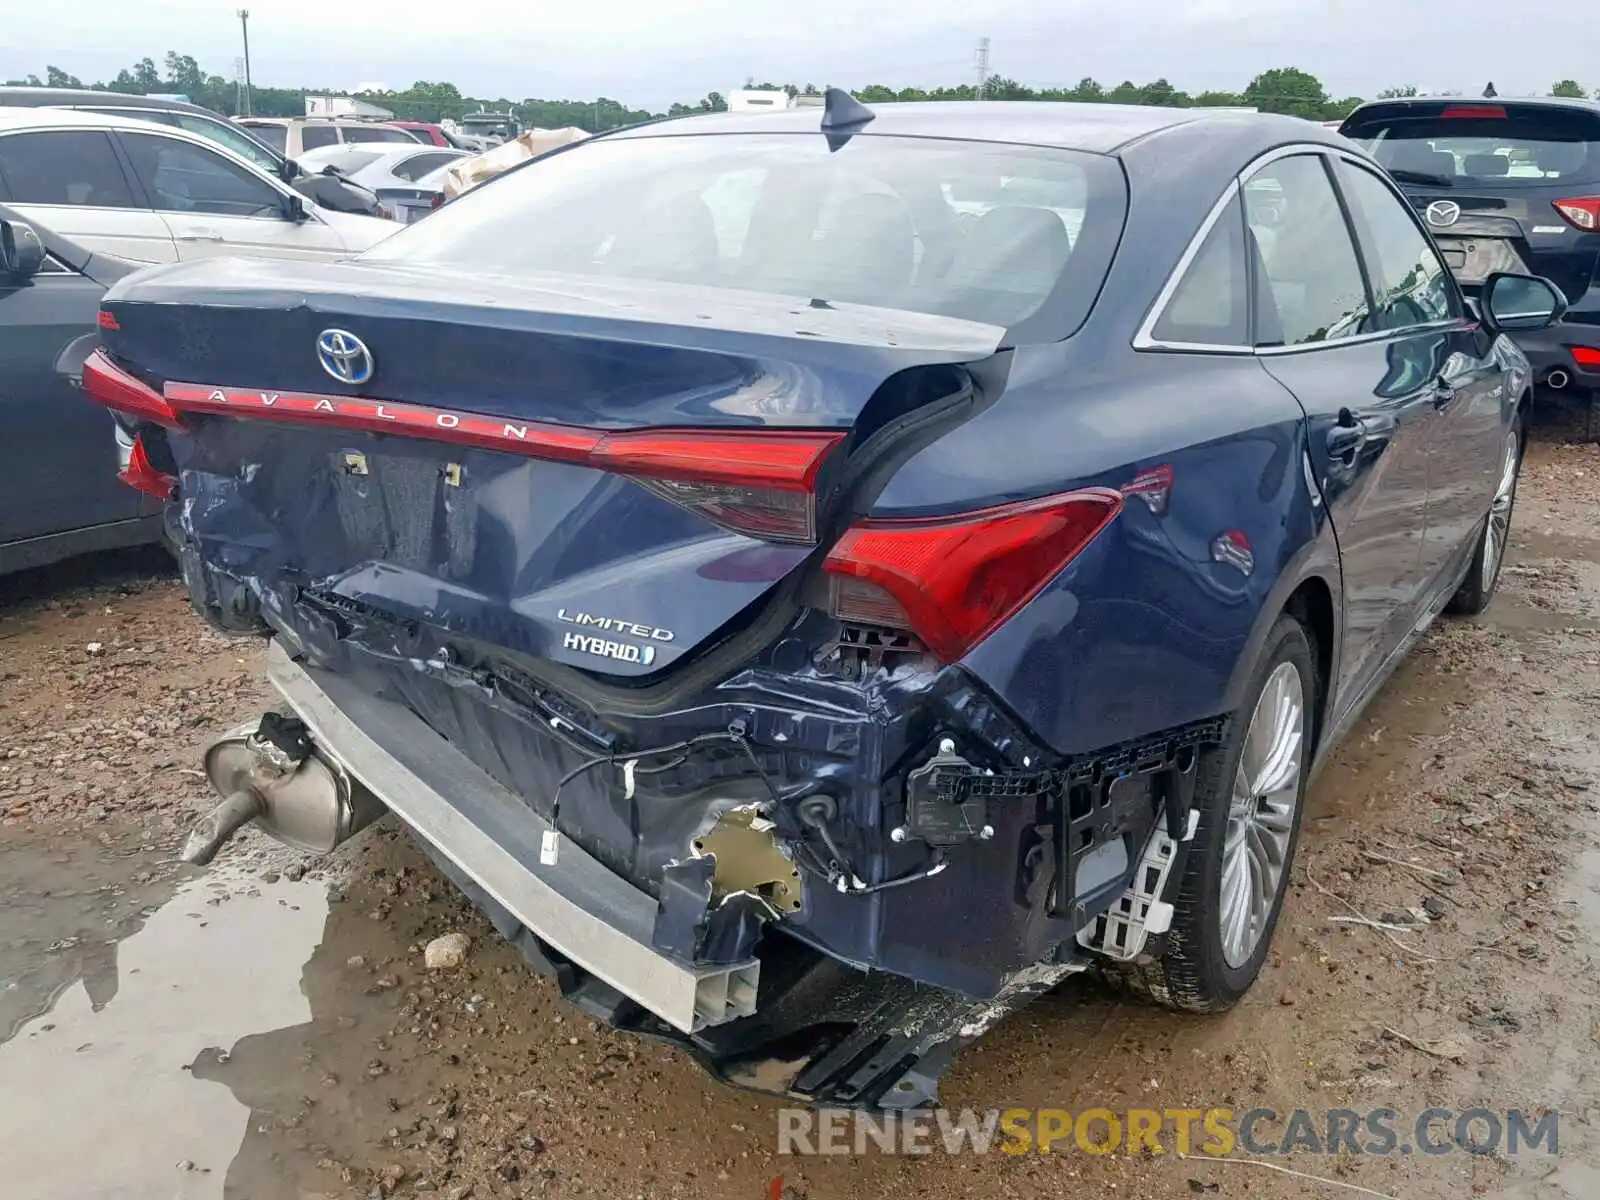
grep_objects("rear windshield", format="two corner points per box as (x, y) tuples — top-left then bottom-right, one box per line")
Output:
(239, 121), (287, 154)
(1343, 105), (1600, 187)
(362, 132), (1128, 336)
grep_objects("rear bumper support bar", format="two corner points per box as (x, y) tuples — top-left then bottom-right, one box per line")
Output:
(264, 639), (759, 1034)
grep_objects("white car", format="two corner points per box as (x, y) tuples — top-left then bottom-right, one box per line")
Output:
(0, 109), (398, 264)
(296, 144), (467, 190)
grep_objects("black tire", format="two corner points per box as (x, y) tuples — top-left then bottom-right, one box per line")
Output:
(1108, 614), (1317, 1012)
(1446, 413), (1523, 617)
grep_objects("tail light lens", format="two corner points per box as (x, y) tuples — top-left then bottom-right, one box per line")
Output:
(1554, 198), (1600, 230)
(1570, 346), (1600, 367)
(83, 349), (180, 427)
(595, 429), (842, 543)
(117, 431), (178, 501)
(823, 488), (1123, 663)
(1441, 105), (1506, 119)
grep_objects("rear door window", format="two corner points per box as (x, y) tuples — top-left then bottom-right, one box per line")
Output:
(1334, 159), (1459, 330)
(239, 122), (288, 154)
(391, 151), (458, 181)
(1344, 104), (1600, 187)
(341, 125), (417, 145)
(0, 131), (136, 208)
(1243, 154), (1373, 346)
(299, 125), (339, 151)
(119, 132), (284, 218)
(1149, 193), (1250, 347)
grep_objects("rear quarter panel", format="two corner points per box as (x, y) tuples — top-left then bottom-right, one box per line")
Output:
(873, 342), (1325, 755)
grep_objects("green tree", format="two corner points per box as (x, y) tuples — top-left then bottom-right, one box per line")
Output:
(1066, 77), (1105, 102)
(132, 57), (161, 91)
(44, 65), (82, 88)
(163, 53), (204, 95)
(1377, 85), (1418, 99)
(1193, 90), (1245, 107)
(1138, 78), (1189, 106)
(1244, 66), (1329, 119)
(1552, 79), (1586, 98)
(982, 75), (1035, 100)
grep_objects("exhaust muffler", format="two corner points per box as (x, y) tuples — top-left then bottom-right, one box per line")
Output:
(181, 712), (386, 866)
(1548, 368), (1571, 390)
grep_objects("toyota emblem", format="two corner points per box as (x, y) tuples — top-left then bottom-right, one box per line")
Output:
(1425, 200), (1462, 228)
(316, 328), (374, 386)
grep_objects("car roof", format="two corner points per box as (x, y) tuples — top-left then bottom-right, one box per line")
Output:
(0, 85), (222, 118)
(0, 106), (183, 133)
(609, 100), (1349, 157)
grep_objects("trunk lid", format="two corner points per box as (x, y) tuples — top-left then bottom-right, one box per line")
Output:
(102, 258), (998, 679)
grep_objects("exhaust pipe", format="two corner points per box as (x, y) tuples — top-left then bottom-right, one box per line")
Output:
(181, 712), (386, 866)
(1548, 368), (1570, 390)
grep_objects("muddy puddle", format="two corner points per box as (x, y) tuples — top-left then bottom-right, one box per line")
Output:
(0, 832), (330, 1199)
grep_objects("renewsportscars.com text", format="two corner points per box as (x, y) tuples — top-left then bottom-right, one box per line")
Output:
(776, 1106), (1561, 1158)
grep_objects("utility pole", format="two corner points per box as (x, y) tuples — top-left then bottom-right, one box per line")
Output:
(237, 9), (253, 117)
(974, 37), (990, 100)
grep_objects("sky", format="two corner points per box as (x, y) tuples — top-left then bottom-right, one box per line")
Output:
(3, 0), (1599, 110)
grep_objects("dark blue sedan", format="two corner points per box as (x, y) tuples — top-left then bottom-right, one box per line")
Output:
(83, 93), (1561, 1107)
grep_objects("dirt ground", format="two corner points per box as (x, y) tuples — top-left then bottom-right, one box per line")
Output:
(2, 435), (1599, 1200)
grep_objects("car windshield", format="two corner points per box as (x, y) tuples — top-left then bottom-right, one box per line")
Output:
(240, 122), (287, 154)
(362, 132), (1127, 332)
(1344, 106), (1600, 187)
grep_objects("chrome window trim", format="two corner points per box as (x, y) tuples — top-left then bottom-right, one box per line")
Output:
(1132, 178), (1250, 354)
(1134, 141), (1472, 356)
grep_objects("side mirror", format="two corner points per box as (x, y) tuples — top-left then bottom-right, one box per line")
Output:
(283, 192), (309, 222)
(0, 218), (46, 280)
(1483, 272), (1568, 333)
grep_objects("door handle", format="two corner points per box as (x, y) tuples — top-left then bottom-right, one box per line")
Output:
(1327, 408), (1369, 463)
(176, 230), (223, 242)
(1432, 378), (1457, 409)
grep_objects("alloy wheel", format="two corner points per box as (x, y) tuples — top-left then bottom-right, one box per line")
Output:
(1219, 661), (1304, 968)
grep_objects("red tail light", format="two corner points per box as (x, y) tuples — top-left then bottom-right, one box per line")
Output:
(118, 432), (177, 500)
(1570, 346), (1600, 367)
(823, 489), (1123, 663)
(96, 309), (119, 331)
(1441, 105), (1506, 119)
(595, 429), (841, 543)
(82, 349), (180, 427)
(1553, 198), (1600, 230)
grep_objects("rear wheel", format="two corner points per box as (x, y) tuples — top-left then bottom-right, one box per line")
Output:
(1110, 615), (1315, 1011)
(1446, 417), (1522, 617)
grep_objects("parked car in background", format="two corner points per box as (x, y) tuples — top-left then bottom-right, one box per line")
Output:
(0, 86), (384, 218)
(0, 109), (399, 264)
(0, 207), (163, 574)
(389, 120), (479, 150)
(296, 145), (468, 222)
(1341, 97), (1600, 396)
(85, 97), (1564, 1106)
(237, 116), (419, 159)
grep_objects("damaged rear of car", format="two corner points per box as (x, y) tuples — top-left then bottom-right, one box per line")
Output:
(82, 100), (1342, 1107)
